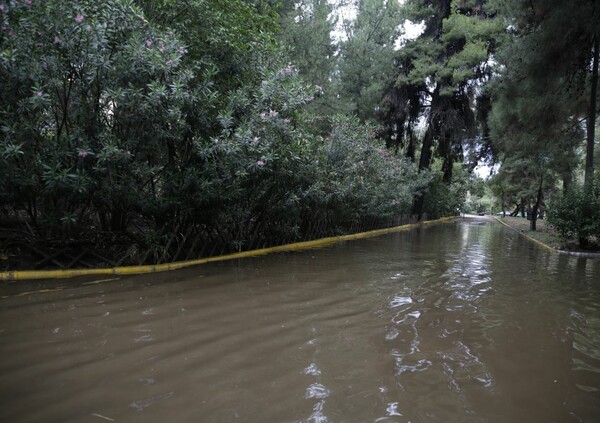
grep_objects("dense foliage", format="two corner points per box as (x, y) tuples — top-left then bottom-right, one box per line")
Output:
(487, 0), (599, 236)
(547, 178), (600, 249)
(0, 0), (433, 264)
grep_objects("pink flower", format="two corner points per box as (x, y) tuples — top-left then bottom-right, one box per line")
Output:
(78, 150), (88, 158)
(0, 5), (4, 11)
(35, 91), (43, 97)
(269, 109), (278, 117)
(146, 39), (153, 48)
(259, 112), (266, 120)
(257, 160), (265, 167)
(252, 136), (260, 143)
(23, 0), (32, 5)
(284, 118), (290, 124)
(75, 13), (84, 23)
(53, 36), (61, 44)
(178, 47), (186, 54)
(281, 63), (294, 75)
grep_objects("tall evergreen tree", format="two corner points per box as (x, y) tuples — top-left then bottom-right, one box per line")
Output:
(494, 0), (600, 186)
(488, 0), (600, 229)
(382, 0), (501, 216)
(336, 0), (402, 122)
(277, 0), (337, 118)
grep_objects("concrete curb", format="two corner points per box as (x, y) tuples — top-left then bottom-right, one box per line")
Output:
(494, 217), (600, 258)
(494, 217), (557, 253)
(1, 217), (457, 282)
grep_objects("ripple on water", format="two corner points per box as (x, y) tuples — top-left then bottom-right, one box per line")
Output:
(390, 296), (412, 308)
(439, 341), (493, 393)
(305, 383), (330, 423)
(386, 402), (403, 416)
(569, 307), (600, 386)
(130, 391), (174, 412)
(305, 383), (330, 400)
(1, 221), (600, 423)
(303, 362), (321, 376)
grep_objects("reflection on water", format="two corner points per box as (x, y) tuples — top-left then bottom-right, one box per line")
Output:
(1, 219), (600, 422)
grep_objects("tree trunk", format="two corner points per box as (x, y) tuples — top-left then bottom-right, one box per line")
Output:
(440, 132), (454, 183)
(530, 179), (543, 232)
(412, 86), (441, 219)
(585, 36), (599, 188)
(418, 120), (435, 171)
(406, 127), (415, 162)
(563, 171), (573, 193)
(412, 118), (436, 218)
(412, 126), (434, 218)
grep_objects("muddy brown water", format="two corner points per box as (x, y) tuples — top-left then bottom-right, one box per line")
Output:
(1, 219), (599, 423)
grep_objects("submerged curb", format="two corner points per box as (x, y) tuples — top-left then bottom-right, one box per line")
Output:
(1, 217), (456, 282)
(494, 217), (557, 253)
(494, 217), (600, 258)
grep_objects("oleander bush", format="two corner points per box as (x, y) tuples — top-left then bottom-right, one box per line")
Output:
(0, 0), (429, 261)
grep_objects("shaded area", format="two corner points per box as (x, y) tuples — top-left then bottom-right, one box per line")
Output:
(0, 214), (429, 272)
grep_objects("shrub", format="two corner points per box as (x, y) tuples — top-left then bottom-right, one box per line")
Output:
(422, 173), (466, 218)
(310, 115), (429, 225)
(0, 0), (196, 235)
(547, 179), (600, 249)
(0, 0), (431, 263)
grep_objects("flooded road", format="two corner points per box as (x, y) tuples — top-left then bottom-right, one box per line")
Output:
(1, 219), (600, 422)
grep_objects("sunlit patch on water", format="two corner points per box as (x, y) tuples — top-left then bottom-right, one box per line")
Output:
(385, 327), (399, 340)
(386, 401), (403, 416)
(390, 295), (412, 308)
(303, 362), (321, 376)
(305, 383), (330, 423)
(392, 310), (421, 325)
(396, 358), (433, 375)
(306, 399), (328, 423)
(305, 383), (329, 400)
(440, 341), (493, 392)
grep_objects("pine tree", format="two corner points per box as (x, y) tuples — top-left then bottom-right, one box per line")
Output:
(488, 0), (600, 230)
(382, 0), (501, 217)
(336, 0), (402, 122)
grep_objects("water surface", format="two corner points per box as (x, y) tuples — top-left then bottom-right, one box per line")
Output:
(1, 219), (600, 422)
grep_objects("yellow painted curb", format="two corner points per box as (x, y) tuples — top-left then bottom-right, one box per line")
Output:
(0, 217), (455, 282)
(494, 217), (557, 253)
